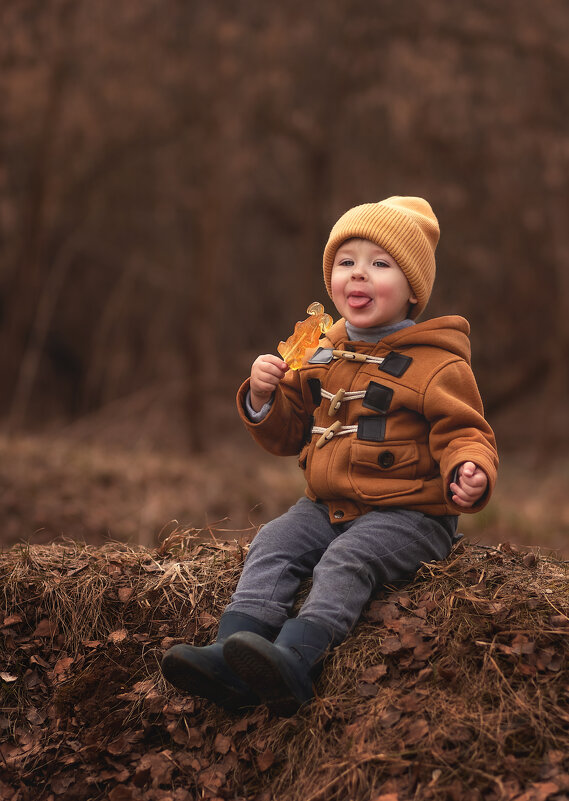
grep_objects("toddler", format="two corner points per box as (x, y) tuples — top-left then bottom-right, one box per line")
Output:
(162, 196), (498, 715)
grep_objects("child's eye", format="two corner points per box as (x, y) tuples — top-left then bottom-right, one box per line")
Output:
(373, 260), (390, 268)
(339, 258), (354, 267)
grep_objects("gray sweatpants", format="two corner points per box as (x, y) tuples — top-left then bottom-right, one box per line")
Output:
(225, 497), (458, 642)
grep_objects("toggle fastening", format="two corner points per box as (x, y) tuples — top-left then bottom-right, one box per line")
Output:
(320, 387), (366, 416)
(315, 421), (342, 448)
(332, 349), (367, 363)
(327, 388), (346, 417)
(314, 420), (359, 448)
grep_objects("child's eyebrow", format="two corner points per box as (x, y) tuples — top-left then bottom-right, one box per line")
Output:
(336, 243), (391, 258)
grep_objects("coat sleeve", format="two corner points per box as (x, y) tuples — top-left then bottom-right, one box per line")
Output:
(236, 370), (314, 457)
(422, 359), (499, 513)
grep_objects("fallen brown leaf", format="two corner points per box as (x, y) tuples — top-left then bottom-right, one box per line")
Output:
(2, 614), (23, 627)
(198, 764), (225, 795)
(405, 717), (429, 745)
(257, 748), (275, 772)
(379, 635), (402, 655)
(108, 786), (139, 801)
(50, 772), (76, 795)
(138, 751), (174, 788)
(118, 587), (134, 602)
(214, 733), (233, 754)
(33, 618), (58, 637)
(378, 706), (402, 728)
(360, 664), (388, 683)
(53, 655), (75, 677)
(108, 628), (128, 643)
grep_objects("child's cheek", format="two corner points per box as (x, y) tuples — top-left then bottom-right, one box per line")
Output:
(330, 276), (345, 303)
(374, 284), (394, 301)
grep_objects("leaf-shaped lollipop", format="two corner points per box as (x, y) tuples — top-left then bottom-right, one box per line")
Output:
(278, 302), (333, 370)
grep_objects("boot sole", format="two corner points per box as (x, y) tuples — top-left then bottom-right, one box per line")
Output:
(223, 634), (312, 716)
(161, 647), (258, 711)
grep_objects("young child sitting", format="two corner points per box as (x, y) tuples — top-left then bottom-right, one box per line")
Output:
(161, 196), (499, 715)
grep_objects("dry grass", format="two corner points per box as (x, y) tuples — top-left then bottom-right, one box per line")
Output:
(2, 534), (569, 801)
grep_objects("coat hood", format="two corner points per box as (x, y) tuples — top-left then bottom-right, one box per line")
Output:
(324, 315), (472, 364)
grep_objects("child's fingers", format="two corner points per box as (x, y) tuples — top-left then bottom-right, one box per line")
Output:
(250, 356), (290, 405)
(450, 485), (479, 508)
(450, 482), (477, 502)
(461, 471), (488, 492)
(458, 461), (476, 478)
(457, 463), (488, 490)
(253, 356), (286, 378)
(256, 365), (286, 387)
(261, 354), (289, 370)
(450, 466), (488, 507)
(252, 355), (288, 378)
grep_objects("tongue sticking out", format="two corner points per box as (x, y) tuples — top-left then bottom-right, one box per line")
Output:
(348, 294), (371, 309)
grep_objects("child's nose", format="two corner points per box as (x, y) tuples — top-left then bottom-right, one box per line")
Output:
(351, 262), (366, 278)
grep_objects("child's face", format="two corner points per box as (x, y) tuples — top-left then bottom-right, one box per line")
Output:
(330, 238), (417, 328)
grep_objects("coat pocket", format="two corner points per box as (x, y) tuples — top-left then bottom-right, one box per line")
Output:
(348, 440), (423, 502)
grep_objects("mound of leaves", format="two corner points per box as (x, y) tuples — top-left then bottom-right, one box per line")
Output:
(1, 533), (569, 801)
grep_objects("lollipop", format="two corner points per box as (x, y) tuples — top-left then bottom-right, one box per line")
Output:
(278, 302), (333, 370)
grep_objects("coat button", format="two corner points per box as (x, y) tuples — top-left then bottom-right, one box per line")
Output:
(378, 450), (395, 468)
(333, 510), (344, 520)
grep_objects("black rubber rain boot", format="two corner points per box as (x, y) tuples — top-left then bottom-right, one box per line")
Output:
(161, 611), (277, 711)
(223, 617), (334, 716)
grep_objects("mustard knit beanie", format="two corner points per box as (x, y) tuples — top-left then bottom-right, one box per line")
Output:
(322, 196), (440, 320)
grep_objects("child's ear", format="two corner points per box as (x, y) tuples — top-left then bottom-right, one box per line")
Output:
(409, 294), (418, 305)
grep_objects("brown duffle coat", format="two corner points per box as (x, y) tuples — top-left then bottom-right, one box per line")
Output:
(237, 316), (498, 524)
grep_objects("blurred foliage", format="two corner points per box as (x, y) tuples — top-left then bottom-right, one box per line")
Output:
(1, 0), (568, 452)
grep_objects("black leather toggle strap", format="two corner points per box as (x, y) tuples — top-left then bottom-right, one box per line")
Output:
(362, 381), (393, 414)
(357, 416), (386, 442)
(379, 351), (412, 377)
(307, 378), (322, 405)
(308, 347), (335, 364)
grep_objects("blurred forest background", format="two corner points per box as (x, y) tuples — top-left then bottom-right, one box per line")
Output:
(1, 0), (568, 553)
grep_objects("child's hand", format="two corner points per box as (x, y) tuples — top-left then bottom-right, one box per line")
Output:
(250, 355), (289, 412)
(450, 461), (488, 508)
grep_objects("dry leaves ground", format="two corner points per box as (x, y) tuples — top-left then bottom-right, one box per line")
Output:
(1, 535), (569, 801)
